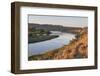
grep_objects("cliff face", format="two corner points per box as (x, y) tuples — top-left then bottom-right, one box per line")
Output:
(28, 28), (88, 60)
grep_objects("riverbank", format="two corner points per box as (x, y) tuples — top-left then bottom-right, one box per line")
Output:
(28, 27), (88, 60)
(28, 27), (59, 43)
(29, 35), (59, 43)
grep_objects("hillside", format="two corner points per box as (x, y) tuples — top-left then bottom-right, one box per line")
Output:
(29, 23), (82, 34)
(28, 27), (88, 60)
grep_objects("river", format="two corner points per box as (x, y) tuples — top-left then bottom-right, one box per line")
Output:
(28, 31), (75, 56)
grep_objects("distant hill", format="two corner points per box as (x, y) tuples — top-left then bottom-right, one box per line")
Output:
(28, 23), (84, 34)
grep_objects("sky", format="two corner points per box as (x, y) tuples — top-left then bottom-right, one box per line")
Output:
(28, 15), (88, 27)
